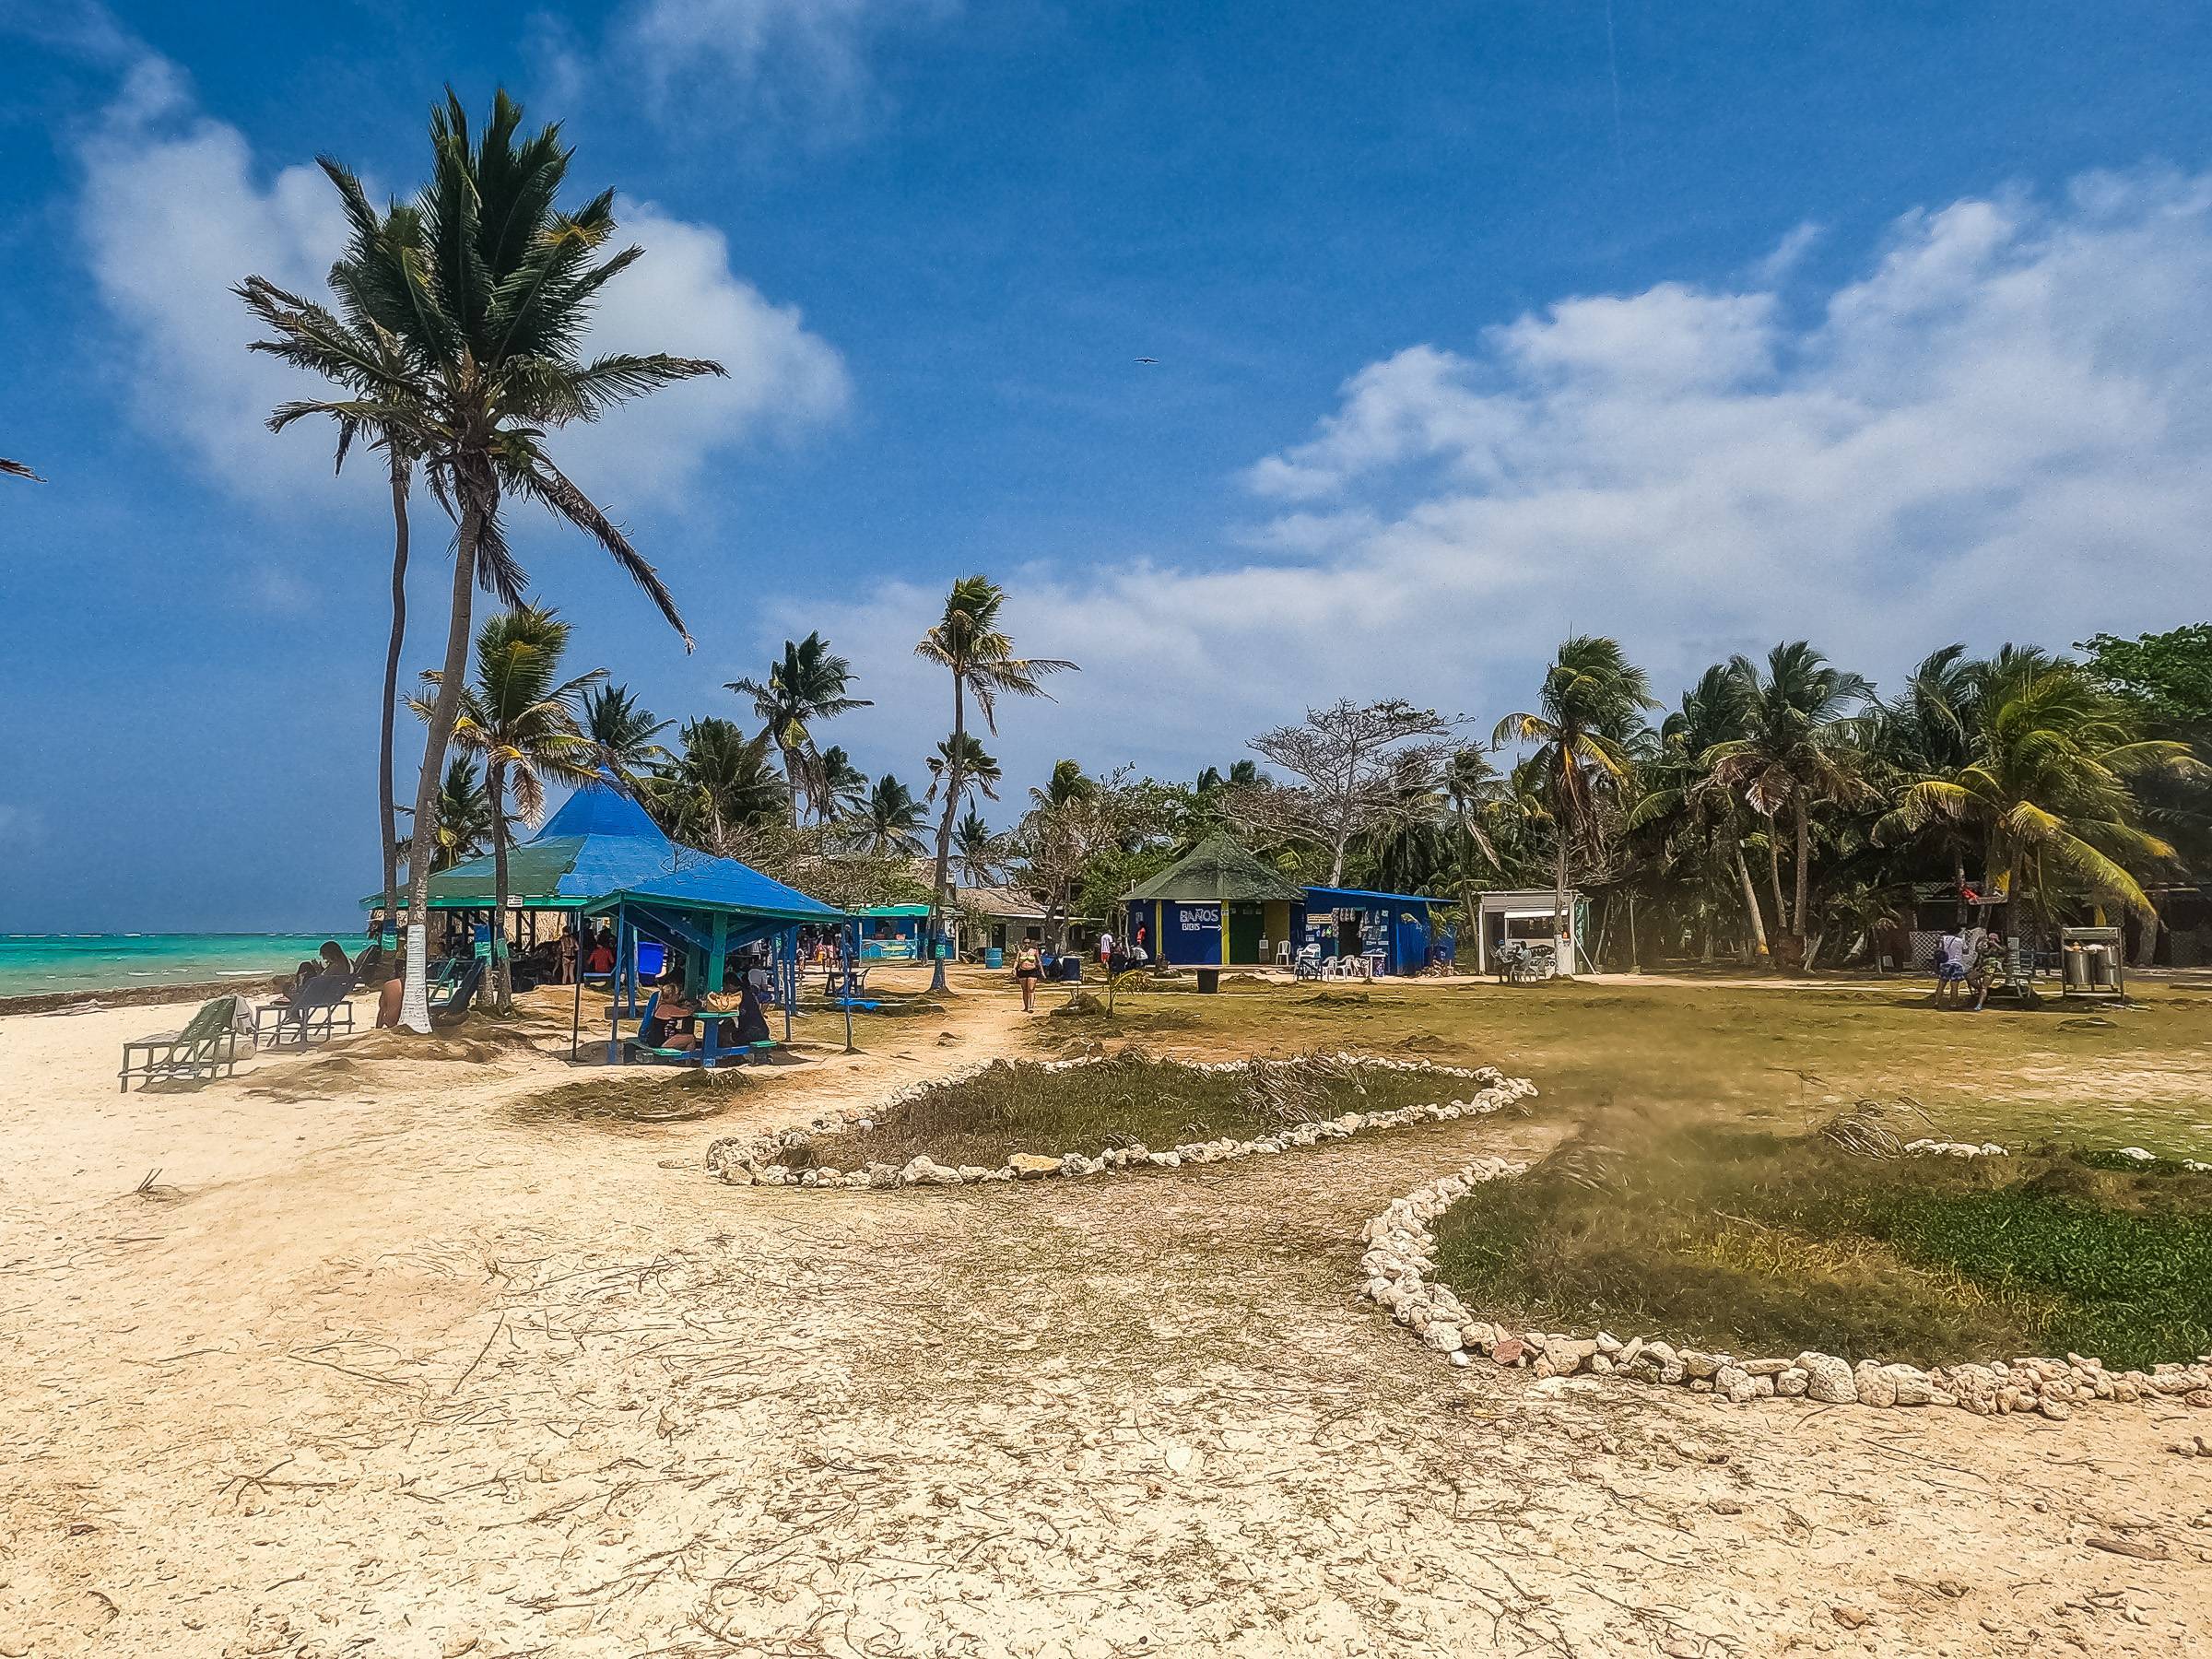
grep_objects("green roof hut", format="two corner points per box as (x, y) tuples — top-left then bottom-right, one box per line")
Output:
(1122, 832), (1306, 966)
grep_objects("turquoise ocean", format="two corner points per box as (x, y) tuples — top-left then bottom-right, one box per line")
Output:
(0, 933), (365, 998)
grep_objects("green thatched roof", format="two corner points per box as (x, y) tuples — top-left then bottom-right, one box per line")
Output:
(1122, 832), (1306, 905)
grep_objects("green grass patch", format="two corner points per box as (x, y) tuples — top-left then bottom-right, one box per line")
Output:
(797, 1052), (1481, 1171)
(510, 1068), (753, 1132)
(1432, 1109), (2212, 1370)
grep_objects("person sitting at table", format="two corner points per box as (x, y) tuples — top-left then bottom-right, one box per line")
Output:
(584, 935), (617, 977)
(637, 966), (699, 1051)
(698, 975), (773, 1050)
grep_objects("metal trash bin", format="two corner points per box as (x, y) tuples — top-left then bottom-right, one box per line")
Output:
(1196, 968), (1220, 994)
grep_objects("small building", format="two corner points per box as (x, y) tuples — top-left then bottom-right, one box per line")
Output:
(1123, 833), (1306, 966)
(855, 903), (930, 961)
(1471, 888), (1586, 975)
(954, 883), (1051, 956)
(1300, 887), (1449, 976)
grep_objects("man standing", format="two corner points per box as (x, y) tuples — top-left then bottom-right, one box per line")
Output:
(1935, 926), (1968, 1009)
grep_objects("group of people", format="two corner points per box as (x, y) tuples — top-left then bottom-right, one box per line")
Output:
(1933, 923), (2009, 1011)
(634, 955), (775, 1053)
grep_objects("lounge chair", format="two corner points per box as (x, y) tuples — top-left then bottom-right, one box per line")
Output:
(255, 972), (358, 1048)
(120, 996), (242, 1092)
(429, 960), (486, 1028)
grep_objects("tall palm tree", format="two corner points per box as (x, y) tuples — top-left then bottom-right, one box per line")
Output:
(1705, 642), (1872, 964)
(854, 774), (928, 858)
(914, 576), (1076, 988)
(926, 734), (1004, 952)
(1865, 644), (1984, 891)
(645, 718), (788, 850)
(394, 756), (494, 872)
(727, 632), (871, 825)
(580, 683), (674, 792)
(1875, 655), (2203, 936)
(815, 746), (869, 823)
(239, 241), (431, 952)
(253, 91), (724, 1033)
(1493, 636), (1657, 971)
(954, 806), (1004, 885)
(415, 606), (603, 1010)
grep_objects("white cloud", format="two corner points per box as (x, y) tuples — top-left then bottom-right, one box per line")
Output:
(807, 170), (2212, 792)
(74, 52), (847, 508)
(606, 0), (955, 133)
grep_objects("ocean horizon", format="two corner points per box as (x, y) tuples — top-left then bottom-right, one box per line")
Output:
(0, 932), (368, 998)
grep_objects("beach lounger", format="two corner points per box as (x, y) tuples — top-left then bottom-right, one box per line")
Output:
(429, 961), (485, 1028)
(255, 972), (358, 1048)
(119, 996), (242, 1092)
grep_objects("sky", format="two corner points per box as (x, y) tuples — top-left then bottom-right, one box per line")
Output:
(3, 1), (2210, 930)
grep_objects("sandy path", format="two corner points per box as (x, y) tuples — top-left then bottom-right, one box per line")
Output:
(0, 986), (2206, 1657)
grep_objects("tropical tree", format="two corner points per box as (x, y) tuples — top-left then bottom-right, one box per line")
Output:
(1246, 699), (1456, 886)
(1705, 642), (1872, 964)
(854, 774), (927, 857)
(914, 576), (1076, 988)
(258, 90), (724, 1032)
(646, 718), (787, 849)
(1493, 637), (1656, 971)
(239, 227), (433, 958)
(954, 807), (1005, 885)
(395, 756), (494, 872)
(1875, 655), (2204, 936)
(580, 683), (673, 791)
(1625, 665), (1771, 961)
(415, 606), (602, 1009)
(925, 731), (1005, 888)
(727, 632), (871, 825)
(815, 746), (869, 822)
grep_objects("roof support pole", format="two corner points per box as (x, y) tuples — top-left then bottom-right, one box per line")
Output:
(570, 913), (583, 1064)
(842, 920), (857, 1053)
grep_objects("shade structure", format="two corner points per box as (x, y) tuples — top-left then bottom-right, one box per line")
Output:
(377, 778), (687, 912)
(1121, 833), (1305, 968)
(1120, 833), (1306, 906)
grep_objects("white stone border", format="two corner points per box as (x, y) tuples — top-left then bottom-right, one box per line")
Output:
(1359, 1148), (2212, 1419)
(704, 1053), (1539, 1191)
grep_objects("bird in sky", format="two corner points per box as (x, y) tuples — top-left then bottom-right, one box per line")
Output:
(1135, 357), (1158, 364)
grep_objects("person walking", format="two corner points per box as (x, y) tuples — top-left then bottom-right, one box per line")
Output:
(1014, 938), (1042, 1013)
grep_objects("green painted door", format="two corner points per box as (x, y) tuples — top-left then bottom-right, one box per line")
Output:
(1228, 902), (1265, 963)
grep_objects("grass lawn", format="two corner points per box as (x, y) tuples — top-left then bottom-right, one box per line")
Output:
(1428, 1116), (2212, 1370)
(794, 1052), (1492, 1171)
(977, 972), (2212, 1159)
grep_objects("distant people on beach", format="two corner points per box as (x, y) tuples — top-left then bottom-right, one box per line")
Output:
(1934, 926), (1968, 1009)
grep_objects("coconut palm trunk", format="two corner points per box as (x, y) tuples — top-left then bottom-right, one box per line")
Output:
(927, 677), (967, 992)
(488, 755), (511, 1012)
(377, 449), (411, 950)
(1793, 793), (1813, 959)
(401, 500), (483, 1033)
(1730, 836), (1771, 961)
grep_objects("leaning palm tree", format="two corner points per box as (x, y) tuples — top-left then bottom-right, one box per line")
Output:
(854, 774), (927, 857)
(914, 576), (1076, 988)
(254, 91), (724, 1033)
(415, 606), (603, 1010)
(395, 755), (494, 873)
(238, 241), (431, 952)
(727, 632), (872, 825)
(1493, 636), (1656, 972)
(1875, 655), (2204, 937)
(580, 683), (674, 792)
(1704, 642), (1872, 965)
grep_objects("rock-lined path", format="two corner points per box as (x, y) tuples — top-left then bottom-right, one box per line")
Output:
(2, 991), (2206, 1656)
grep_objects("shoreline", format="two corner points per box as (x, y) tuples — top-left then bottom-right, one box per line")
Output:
(0, 975), (292, 1017)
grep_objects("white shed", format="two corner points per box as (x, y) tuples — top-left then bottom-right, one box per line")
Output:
(1473, 888), (1588, 975)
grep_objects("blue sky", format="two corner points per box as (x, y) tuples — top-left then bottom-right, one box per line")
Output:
(4, 0), (2210, 930)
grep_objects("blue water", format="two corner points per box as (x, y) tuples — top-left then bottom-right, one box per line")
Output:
(0, 933), (366, 998)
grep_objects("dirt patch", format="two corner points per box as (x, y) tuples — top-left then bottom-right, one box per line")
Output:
(510, 1071), (753, 1131)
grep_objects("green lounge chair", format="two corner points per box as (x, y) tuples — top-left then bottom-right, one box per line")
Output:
(120, 996), (243, 1092)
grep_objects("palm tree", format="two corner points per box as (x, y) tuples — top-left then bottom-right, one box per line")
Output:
(1876, 655), (2204, 937)
(2, 457), (42, 481)
(239, 234), (431, 956)
(727, 632), (871, 824)
(1030, 759), (1096, 813)
(1705, 642), (1872, 965)
(954, 807), (1003, 885)
(415, 606), (603, 1010)
(1625, 665), (1771, 961)
(914, 576), (1076, 988)
(395, 756), (494, 872)
(256, 91), (724, 1033)
(926, 733), (1004, 953)
(1493, 636), (1657, 972)
(579, 683), (674, 791)
(855, 775), (927, 857)
(646, 718), (788, 849)
(815, 746), (869, 823)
